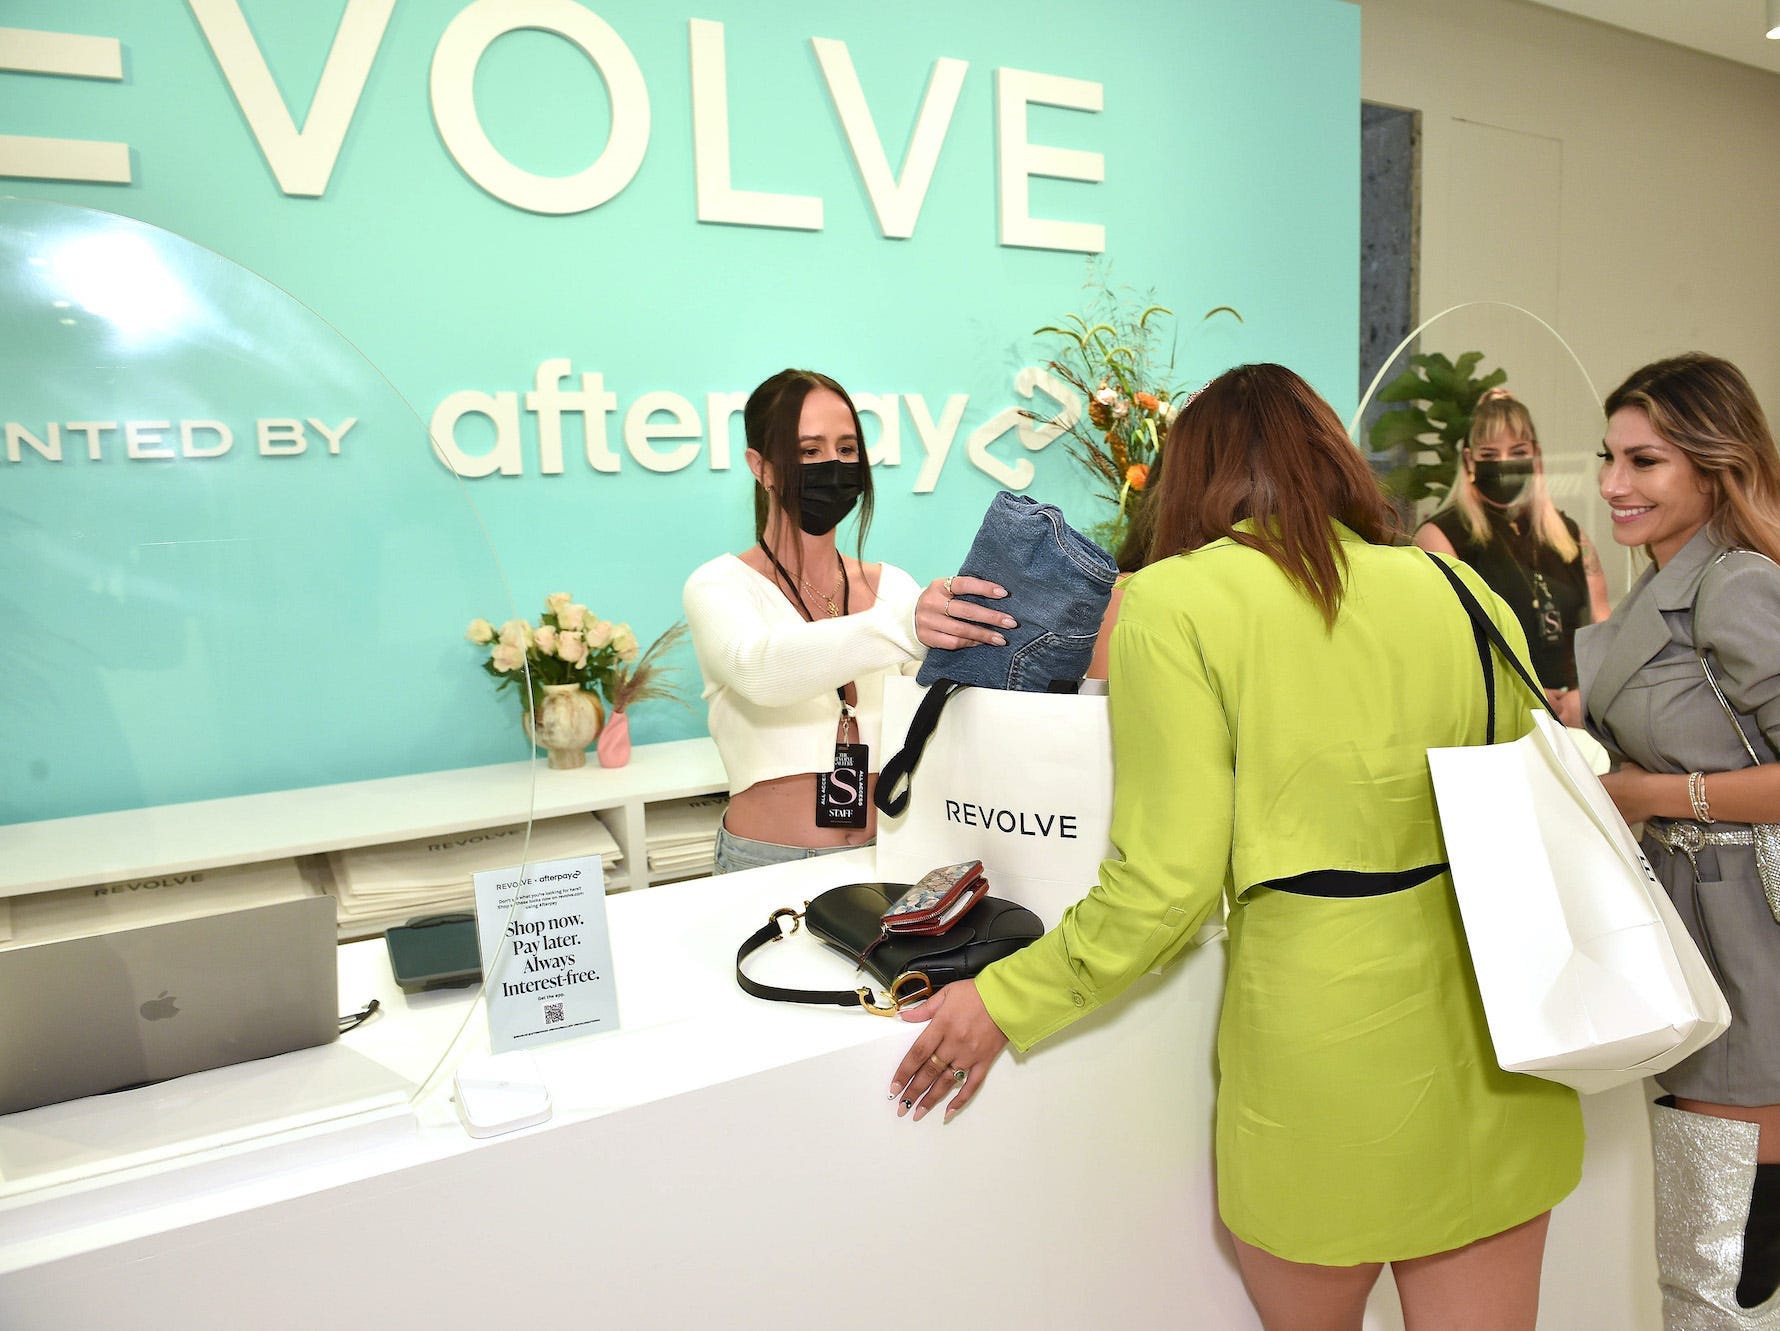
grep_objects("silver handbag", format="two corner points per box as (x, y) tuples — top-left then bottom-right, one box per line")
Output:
(1694, 550), (1780, 922)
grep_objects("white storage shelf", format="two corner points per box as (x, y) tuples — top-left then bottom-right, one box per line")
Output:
(0, 739), (729, 935)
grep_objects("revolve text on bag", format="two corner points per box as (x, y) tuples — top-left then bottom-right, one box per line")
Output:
(944, 801), (1078, 839)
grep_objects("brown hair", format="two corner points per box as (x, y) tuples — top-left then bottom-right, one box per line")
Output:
(1604, 353), (1780, 565)
(1147, 363), (1400, 626)
(743, 368), (874, 559)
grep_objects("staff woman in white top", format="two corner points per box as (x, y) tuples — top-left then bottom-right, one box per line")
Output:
(684, 369), (1012, 874)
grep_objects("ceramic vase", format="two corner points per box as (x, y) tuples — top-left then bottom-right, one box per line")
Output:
(596, 708), (632, 768)
(523, 683), (604, 770)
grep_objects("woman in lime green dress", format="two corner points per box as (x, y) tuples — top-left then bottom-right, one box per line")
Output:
(889, 364), (1583, 1331)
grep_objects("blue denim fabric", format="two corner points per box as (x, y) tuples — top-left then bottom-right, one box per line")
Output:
(917, 491), (1118, 691)
(712, 825), (871, 876)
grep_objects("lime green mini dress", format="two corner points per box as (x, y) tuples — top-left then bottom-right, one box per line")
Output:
(975, 527), (1583, 1266)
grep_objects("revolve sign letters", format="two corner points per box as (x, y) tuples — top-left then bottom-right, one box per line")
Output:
(16, 4), (1105, 251)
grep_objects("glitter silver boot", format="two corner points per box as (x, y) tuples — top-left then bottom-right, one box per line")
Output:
(1652, 1100), (1780, 1329)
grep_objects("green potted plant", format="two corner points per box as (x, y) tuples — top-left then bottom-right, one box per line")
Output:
(1366, 350), (1507, 508)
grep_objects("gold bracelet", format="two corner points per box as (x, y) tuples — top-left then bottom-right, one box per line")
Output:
(1688, 771), (1716, 824)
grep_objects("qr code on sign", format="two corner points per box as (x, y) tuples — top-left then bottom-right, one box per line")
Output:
(543, 1002), (565, 1026)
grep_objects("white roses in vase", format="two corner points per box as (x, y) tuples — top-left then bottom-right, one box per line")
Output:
(466, 594), (639, 711)
(466, 595), (690, 763)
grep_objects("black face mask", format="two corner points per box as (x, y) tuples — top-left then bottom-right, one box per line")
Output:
(796, 459), (866, 536)
(1471, 458), (1535, 507)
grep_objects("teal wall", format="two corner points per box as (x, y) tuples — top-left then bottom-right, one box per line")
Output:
(1, 0), (1359, 821)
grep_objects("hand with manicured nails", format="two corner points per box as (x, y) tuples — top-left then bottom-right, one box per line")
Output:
(887, 979), (1009, 1122)
(914, 576), (1017, 651)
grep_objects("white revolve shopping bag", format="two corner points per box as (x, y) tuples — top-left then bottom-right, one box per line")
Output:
(1429, 708), (1731, 1094)
(875, 675), (1112, 925)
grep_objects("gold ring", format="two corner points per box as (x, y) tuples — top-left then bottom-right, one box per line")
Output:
(927, 1053), (949, 1070)
(944, 576), (954, 596)
(945, 597), (954, 616)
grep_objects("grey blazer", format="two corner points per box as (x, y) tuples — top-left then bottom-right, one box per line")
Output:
(1576, 526), (1780, 1101)
(1578, 528), (1780, 772)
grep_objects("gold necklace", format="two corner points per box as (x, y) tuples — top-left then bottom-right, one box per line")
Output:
(798, 564), (843, 617)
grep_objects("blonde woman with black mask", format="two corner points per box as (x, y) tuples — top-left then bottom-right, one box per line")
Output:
(1414, 390), (1609, 725)
(1579, 353), (1780, 1327)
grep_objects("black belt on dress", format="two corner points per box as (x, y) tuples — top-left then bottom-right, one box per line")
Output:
(1266, 863), (1448, 899)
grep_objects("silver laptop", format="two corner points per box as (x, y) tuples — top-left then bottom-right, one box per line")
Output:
(0, 860), (340, 1117)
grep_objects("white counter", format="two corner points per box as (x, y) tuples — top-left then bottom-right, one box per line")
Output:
(0, 851), (1660, 1329)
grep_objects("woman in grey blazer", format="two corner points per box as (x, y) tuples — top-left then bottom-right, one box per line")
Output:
(1577, 353), (1780, 1328)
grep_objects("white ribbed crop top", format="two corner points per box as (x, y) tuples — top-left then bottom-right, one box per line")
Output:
(682, 554), (925, 795)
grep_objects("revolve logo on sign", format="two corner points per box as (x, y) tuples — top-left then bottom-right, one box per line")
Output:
(7, 6), (1106, 253)
(943, 800), (1080, 840)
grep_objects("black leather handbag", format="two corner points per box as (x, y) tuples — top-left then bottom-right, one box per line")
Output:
(735, 882), (1043, 1015)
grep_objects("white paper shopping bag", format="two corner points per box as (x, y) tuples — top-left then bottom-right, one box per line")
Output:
(1429, 709), (1731, 1093)
(875, 676), (1113, 925)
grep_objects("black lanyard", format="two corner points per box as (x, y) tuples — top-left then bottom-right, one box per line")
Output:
(759, 540), (853, 707)
(759, 541), (870, 828)
(1487, 512), (1562, 647)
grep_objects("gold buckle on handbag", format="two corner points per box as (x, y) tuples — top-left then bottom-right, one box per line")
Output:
(857, 971), (933, 1017)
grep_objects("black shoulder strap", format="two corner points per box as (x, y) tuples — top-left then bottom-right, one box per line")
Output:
(1423, 551), (1554, 744)
(735, 913), (868, 1008)
(873, 680), (968, 816)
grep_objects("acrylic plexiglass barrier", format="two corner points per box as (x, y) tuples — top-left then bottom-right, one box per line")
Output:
(1354, 300), (1639, 606)
(0, 199), (555, 1198)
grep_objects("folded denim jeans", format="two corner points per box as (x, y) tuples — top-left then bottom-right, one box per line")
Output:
(917, 491), (1118, 691)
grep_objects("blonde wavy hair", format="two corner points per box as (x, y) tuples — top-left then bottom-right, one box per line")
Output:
(1604, 353), (1780, 565)
(1441, 392), (1580, 562)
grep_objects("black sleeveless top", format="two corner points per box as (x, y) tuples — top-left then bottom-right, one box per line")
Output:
(1428, 506), (1590, 690)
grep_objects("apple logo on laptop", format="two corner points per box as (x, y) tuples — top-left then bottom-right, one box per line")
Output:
(139, 991), (180, 1021)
